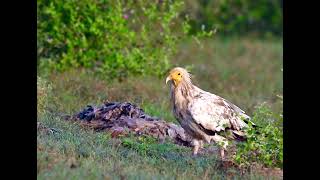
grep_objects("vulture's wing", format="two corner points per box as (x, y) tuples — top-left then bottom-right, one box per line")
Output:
(187, 89), (250, 133)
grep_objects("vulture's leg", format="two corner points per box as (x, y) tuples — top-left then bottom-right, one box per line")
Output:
(220, 149), (225, 160)
(210, 134), (228, 160)
(199, 140), (204, 149)
(191, 139), (200, 155)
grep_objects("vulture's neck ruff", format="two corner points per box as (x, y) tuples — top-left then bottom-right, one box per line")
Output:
(169, 71), (195, 116)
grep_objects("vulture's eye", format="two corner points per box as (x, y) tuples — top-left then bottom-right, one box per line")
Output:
(178, 73), (181, 76)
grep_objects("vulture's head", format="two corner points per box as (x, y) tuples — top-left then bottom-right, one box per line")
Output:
(165, 67), (192, 87)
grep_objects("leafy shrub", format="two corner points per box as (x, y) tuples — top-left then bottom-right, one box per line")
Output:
(37, 76), (52, 115)
(37, 0), (211, 80)
(234, 103), (283, 168)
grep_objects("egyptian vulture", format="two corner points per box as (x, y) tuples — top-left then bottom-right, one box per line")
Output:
(165, 67), (254, 159)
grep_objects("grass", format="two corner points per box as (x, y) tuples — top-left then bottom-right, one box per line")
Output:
(38, 37), (283, 179)
(38, 113), (279, 179)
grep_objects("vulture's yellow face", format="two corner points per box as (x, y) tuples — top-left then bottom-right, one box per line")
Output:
(165, 68), (184, 86)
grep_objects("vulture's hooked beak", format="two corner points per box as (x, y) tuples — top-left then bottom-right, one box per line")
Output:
(165, 76), (171, 84)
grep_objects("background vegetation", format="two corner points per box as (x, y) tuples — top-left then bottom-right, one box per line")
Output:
(37, 0), (283, 179)
(183, 0), (282, 36)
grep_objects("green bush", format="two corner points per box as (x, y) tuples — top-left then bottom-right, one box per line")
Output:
(38, 0), (209, 80)
(234, 103), (283, 168)
(184, 0), (282, 37)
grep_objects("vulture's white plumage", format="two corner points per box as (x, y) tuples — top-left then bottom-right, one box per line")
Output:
(165, 67), (254, 159)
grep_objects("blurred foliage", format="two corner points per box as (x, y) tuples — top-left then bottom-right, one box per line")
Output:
(183, 0), (282, 37)
(37, 0), (281, 80)
(37, 0), (212, 80)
